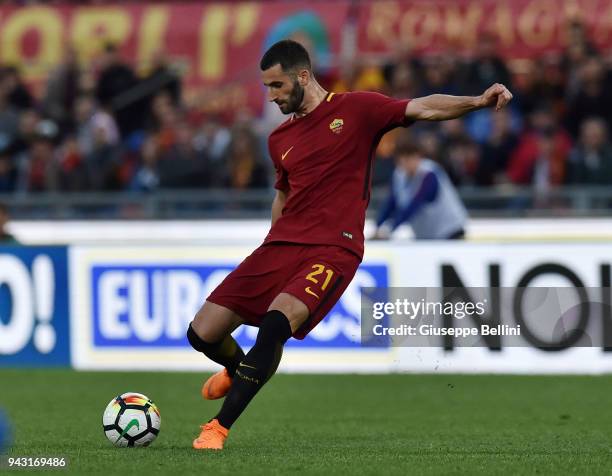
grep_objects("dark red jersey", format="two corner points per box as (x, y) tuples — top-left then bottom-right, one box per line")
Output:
(264, 91), (411, 258)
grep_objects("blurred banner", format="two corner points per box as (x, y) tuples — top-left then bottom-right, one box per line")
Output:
(2, 1), (610, 114)
(0, 247), (70, 366)
(358, 0), (612, 57)
(0, 2), (348, 113)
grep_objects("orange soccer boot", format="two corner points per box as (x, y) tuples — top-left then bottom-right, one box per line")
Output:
(201, 368), (233, 400)
(192, 419), (229, 450)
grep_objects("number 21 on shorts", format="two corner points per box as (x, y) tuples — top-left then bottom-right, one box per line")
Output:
(304, 264), (334, 300)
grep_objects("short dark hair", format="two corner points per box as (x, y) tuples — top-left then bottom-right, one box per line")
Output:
(260, 40), (311, 73)
(394, 139), (422, 158)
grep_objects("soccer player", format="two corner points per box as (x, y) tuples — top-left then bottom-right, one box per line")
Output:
(188, 40), (512, 450)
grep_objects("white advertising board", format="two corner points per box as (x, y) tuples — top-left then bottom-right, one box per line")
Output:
(69, 241), (612, 373)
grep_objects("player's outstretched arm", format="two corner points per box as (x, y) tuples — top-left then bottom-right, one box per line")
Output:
(271, 189), (287, 226)
(405, 83), (513, 121)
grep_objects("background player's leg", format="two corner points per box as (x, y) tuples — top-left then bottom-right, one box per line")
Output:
(215, 293), (308, 429)
(188, 301), (246, 377)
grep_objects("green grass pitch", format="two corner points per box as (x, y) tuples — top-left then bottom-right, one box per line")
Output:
(1, 370), (612, 475)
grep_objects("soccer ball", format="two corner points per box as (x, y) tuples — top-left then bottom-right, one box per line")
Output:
(102, 392), (161, 447)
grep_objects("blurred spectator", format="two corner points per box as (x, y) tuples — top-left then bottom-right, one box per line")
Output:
(57, 136), (88, 191)
(157, 121), (210, 189)
(95, 43), (141, 137)
(43, 47), (80, 134)
(193, 117), (231, 165)
(74, 94), (121, 190)
(0, 79), (19, 152)
(387, 61), (419, 99)
(444, 137), (480, 186)
(565, 56), (612, 138)
(514, 58), (565, 117)
(372, 129), (402, 187)
(130, 136), (160, 192)
(539, 55), (567, 115)
(507, 107), (572, 185)
(333, 61), (386, 93)
(18, 132), (59, 192)
(224, 126), (268, 189)
(507, 107), (572, 188)
(9, 108), (41, 156)
(463, 33), (512, 95)
(382, 42), (423, 93)
(419, 55), (460, 96)
(561, 20), (599, 98)
(160, 121), (198, 162)
(142, 51), (182, 107)
(1, 66), (33, 111)
(0, 148), (15, 192)
(150, 92), (182, 151)
(566, 117), (612, 184)
(416, 129), (442, 162)
(475, 110), (519, 186)
(440, 119), (470, 148)
(352, 63), (386, 92)
(0, 203), (18, 244)
(439, 119), (480, 185)
(75, 95), (120, 156)
(413, 129), (464, 185)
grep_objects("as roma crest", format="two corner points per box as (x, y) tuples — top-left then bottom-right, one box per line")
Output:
(329, 118), (344, 134)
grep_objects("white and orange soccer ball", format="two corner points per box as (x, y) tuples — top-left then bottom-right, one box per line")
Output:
(102, 392), (161, 447)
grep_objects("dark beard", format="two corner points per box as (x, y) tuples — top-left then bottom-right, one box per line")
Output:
(285, 79), (305, 114)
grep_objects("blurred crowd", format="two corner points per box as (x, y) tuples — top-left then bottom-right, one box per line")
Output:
(0, 44), (269, 195)
(365, 23), (612, 197)
(0, 21), (611, 197)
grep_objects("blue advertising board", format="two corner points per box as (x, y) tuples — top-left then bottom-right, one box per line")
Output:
(89, 262), (388, 350)
(0, 246), (70, 366)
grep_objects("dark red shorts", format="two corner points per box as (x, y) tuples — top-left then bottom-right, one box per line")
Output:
(207, 242), (361, 339)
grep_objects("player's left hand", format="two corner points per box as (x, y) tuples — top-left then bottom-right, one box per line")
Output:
(479, 83), (513, 111)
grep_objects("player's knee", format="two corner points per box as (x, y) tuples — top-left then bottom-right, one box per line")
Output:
(187, 322), (228, 353)
(190, 301), (232, 343)
(257, 310), (293, 346)
(187, 323), (209, 352)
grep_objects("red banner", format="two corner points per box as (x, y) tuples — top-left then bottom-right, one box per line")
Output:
(0, 2), (348, 115)
(2, 1), (612, 115)
(358, 0), (612, 58)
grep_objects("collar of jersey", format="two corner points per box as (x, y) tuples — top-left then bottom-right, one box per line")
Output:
(289, 92), (335, 124)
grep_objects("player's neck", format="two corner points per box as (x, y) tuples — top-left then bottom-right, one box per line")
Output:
(294, 82), (328, 118)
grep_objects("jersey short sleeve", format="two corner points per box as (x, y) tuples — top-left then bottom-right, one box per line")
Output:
(351, 91), (412, 133)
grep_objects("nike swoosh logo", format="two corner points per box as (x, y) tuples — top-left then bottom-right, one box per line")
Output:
(239, 362), (258, 370)
(115, 418), (140, 443)
(281, 146), (294, 161)
(305, 287), (320, 299)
